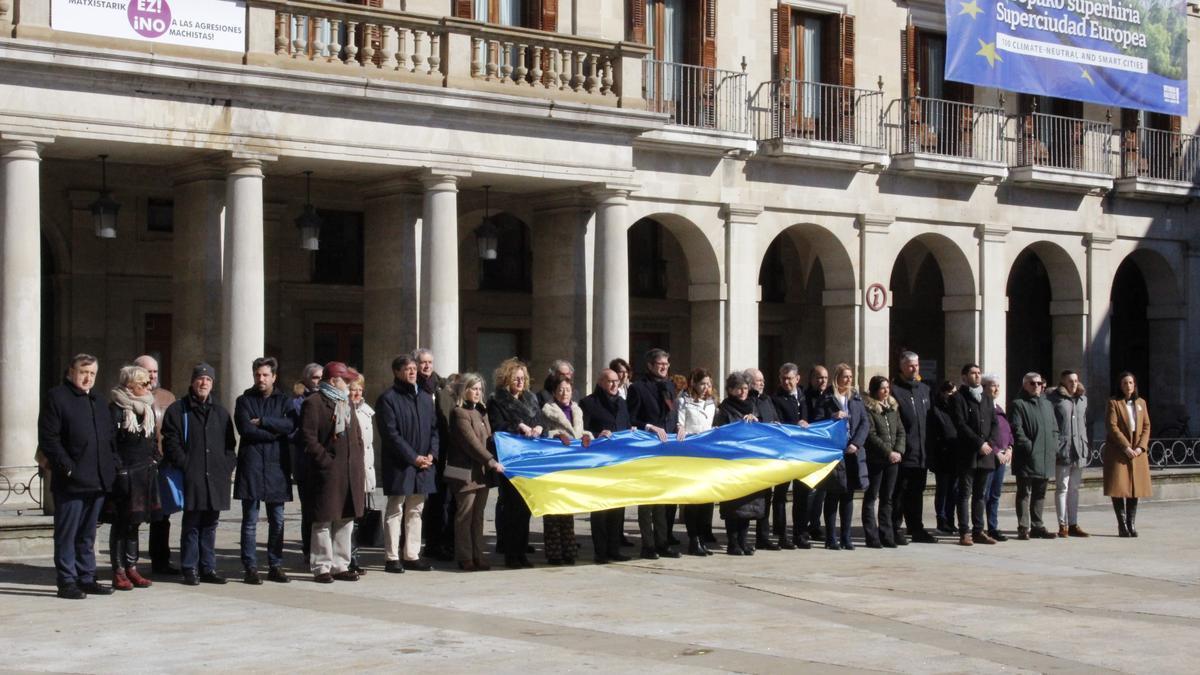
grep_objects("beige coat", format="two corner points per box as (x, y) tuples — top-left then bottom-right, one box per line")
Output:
(446, 403), (494, 492)
(1103, 398), (1152, 498)
(541, 401), (593, 442)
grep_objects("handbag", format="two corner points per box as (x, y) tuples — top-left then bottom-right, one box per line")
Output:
(157, 402), (187, 515)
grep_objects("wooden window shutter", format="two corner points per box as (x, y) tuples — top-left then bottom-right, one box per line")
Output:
(454, 0), (474, 19)
(839, 14), (855, 89)
(630, 0), (647, 43)
(776, 2), (792, 81)
(1121, 108), (1142, 176)
(1168, 115), (1182, 134)
(901, 19), (917, 99)
(702, 0), (717, 69)
(837, 15), (855, 142)
(524, 0), (559, 31)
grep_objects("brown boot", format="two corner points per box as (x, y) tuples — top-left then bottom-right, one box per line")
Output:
(1068, 525), (1090, 538)
(958, 533), (973, 546)
(974, 530), (997, 545)
(1058, 525), (1070, 538)
(112, 568), (133, 591)
(125, 566), (153, 588)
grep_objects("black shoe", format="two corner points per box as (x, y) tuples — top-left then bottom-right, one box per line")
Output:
(840, 537), (855, 551)
(1030, 527), (1057, 540)
(594, 556), (609, 565)
(268, 567), (290, 583)
(667, 535), (681, 546)
(504, 556), (523, 569)
(243, 568), (263, 585)
(78, 580), (113, 595)
(756, 538), (781, 551)
(808, 526), (823, 540)
(895, 532), (909, 546)
(911, 529), (938, 544)
(525, 544), (536, 554)
(779, 538), (796, 550)
(865, 538), (882, 549)
(199, 571), (227, 585)
(182, 570), (200, 586)
(657, 546), (681, 559)
(620, 535), (634, 547)
(609, 552), (632, 562)
(726, 545), (744, 555)
(881, 537), (897, 548)
(384, 560), (405, 574)
(824, 538), (841, 551)
(794, 535), (813, 550)
(687, 537), (706, 557)
(402, 559), (433, 572)
(518, 555), (534, 568)
(152, 564), (181, 576)
(987, 529), (1009, 542)
(640, 547), (659, 560)
(348, 562), (366, 576)
(57, 584), (87, 600)
(331, 570), (359, 581)
(936, 517), (954, 534)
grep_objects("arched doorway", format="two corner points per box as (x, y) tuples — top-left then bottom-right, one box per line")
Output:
(1006, 243), (1084, 402)
(888, 235), (977, 385)
(1110, 250), (1184, 433)
(627, 215), (720, 376)
(757, 224), (856, 383)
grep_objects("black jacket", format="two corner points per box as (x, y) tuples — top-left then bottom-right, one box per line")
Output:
(951, 386), (998, 471)
(891, 377), (931, 468)
(376, 379), (439, 496)
(772, 388), (808, 425)
(823, 390), (870, 492)
(804, 387), (839, 423)
(927, 396), (959, 475)
(38, 381), (118, 494)
(580, 387), (632, 436)
(161, 393), (237, 512)
(487, 387), (544, 436)
(627, 374), (677, 434)
(749, 390), (779, 424)
(233, 387), (296, 503)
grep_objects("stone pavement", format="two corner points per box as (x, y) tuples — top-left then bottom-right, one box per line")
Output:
(1, 499), (1198, 674)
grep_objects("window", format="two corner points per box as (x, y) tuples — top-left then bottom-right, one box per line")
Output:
(478, 214), (532, 293)
(313, 323), (363, 368)
(773, 6), (855, 140)
(646, 0), (688, 63)
(1019, 95), (1084, 169)
(903, 29), (974, 154)
(311, 210), (364, 286)
(146, 198), (174, 234)
(628, 218), (668, 299)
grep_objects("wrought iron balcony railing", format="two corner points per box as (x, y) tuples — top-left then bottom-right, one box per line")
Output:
(1120, 127), (1200, 184)
(885, 96), (1006, 164)
(752, 79), (885, 149)
(1014, 111), (1113, 175)
(643, 58), (748, 134)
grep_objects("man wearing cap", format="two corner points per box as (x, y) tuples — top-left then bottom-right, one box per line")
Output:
(300, 362), (367, 582)
(161, 363), (238, 586)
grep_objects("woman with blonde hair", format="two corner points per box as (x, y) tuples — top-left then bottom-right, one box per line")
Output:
(446, 372), (501, 570)
(107, 364), (160, 590)
(822, 363), (869, 550)
(488, 358), (543, 568)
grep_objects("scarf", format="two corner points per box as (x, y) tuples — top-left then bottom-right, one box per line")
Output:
(110, 386), (156, 437)
(722, 395), (755, 418)
(968, 385), (983, 403)
(319, 381), (351, 436)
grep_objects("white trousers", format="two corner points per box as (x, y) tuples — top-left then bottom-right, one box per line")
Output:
(384, 494), (426, 562)
(1054, 464), (1083, 527)
(311, 518), (353, 575)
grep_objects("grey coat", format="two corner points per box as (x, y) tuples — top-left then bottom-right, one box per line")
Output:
(1046, 385), (1089, 467)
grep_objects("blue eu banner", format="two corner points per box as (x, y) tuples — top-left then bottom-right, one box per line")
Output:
(945, 1), (1188, 115)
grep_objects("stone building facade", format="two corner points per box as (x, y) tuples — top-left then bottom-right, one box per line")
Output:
(2, 0), (1199, 481)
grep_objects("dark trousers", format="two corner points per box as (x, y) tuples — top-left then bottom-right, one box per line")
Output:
(108, 510), (142, 570)
(1015, 476), (1049, 531)
(240, 500), (285, 571)
(756, 489), (773, 541)
(498, 477), (530, 557)
(892, 466), (928, 533)
(681, 503), (713, 538)
(725, 517), (750, 551)
(769, 482), (790, 537)
(53, 491), (104, 587)
(149, 511), (173, 570)
(956, 468), (994, 535)
(589, 507), (624, 558)
(934, 470), (960, 528)
(792, 481), (822, 540)
(422, 480), (455, 554)
(823, 490), (855, 542)
(181, 509), (221, 573)
(862, 463), (899, 544)
(664, 504), (677, 540)
(637, 504), (669, 550)
(984, 463), (1007, 532)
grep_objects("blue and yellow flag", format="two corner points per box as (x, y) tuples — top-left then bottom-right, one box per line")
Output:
(494, 420), (846, 517)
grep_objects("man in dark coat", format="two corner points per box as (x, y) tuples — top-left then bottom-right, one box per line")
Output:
(580, 368), (633, 564)
(290, 362), (321, 564)
(800, 365), (837, 543)
(377, 354), (439, 572)
(161, 363), (237, 585)
(771, 362), (808, 548)
(300, 361), (366, 582)
(38, 354), (119, 599)
(415, 348), (455, 562)
(890, 351), (938, 544)
(1009, 372), (1061, 540)
(950, 364), (998, 546)
(626, 348), (680, 559)
(744, 368), (782, 551)
(233, 357), (295, 584)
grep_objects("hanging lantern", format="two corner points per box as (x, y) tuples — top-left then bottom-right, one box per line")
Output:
(474, 185), (498, 260)
(90, 155), (120, 239)
(295, 170), (322, 251)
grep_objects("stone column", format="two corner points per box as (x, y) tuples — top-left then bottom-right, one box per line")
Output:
(1085, 233), (1115, 438)
(0, 137), (48, 473)
(221, 158), (267, 411)
(722, 204), (762, 372)
(420, 172), (462, 375)
(689, 282), (724, 389)
(531, 195), (593, 389)
(1050, 299), (1087, 382)
(172, 163), (226, 394)
(977, 224), (1010, 387)
(363, 179), (422, 390)
(822, 289), (860, 378)
(857, 214), (893, 380)
(943, 294), (980, 375)
(589, 188), (631, 370)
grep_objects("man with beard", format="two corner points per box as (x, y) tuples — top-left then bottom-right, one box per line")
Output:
(890, 351), (938, 544)
(579, 368), (633, 564)
(626, 348), (680, 559)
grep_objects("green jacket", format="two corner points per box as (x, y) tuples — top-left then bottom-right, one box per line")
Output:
(864, 396), (906, 466)
(1008, 390), (1059, 480)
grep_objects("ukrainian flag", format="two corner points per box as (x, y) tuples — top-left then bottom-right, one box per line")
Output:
(494, 420), (846, 517)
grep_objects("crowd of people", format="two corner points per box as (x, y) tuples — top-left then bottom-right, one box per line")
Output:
(36, 348), (1154, 599)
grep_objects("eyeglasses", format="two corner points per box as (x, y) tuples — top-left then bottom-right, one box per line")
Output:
(1031, 381), (1045, 386)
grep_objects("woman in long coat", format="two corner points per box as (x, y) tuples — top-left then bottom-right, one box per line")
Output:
(821, 363), (869, 550)
(447, 373), (500, 571)
(862, 376), (905, 548)
(1104, 371), (1152, 537)
(107, 365), (160, 590)
(675, 368), (717, 556)
(714, 371), (765, 556)
(487, 358), (544, 568)
(540, 375), (592, 565)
